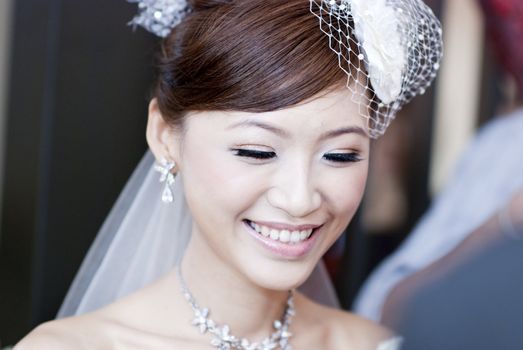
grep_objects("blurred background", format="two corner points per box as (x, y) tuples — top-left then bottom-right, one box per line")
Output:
(0, 0), (518, 346)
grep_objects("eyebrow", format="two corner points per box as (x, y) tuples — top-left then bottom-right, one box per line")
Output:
(319, 126), (367, 140)
(227, 120), (366, 140)
(226, 120), (290, 137)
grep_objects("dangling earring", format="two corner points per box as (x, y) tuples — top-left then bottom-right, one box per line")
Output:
(154, 158), (176, 203)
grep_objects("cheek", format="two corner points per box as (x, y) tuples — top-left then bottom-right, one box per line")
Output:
(181, 141), (267, 223)
(325, 164), (369, 219)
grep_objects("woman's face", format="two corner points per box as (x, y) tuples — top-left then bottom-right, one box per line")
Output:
(167, 88), (370, 290)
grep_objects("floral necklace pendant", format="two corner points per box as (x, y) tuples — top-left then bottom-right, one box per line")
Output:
(177, 265), (295, 350)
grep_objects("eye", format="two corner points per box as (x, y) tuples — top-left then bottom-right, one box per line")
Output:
(323, 152), (362, 163)
(232, 148), (277, 160)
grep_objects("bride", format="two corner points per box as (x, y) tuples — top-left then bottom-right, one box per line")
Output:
(15, 0), (442, 349)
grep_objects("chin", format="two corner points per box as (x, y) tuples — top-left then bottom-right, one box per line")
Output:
(237, 252), (321, 292)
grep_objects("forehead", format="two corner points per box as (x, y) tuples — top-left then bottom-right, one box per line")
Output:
(185, 88), (368, 136)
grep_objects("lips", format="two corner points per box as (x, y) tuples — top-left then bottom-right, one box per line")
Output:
(243, 219), (322, 259)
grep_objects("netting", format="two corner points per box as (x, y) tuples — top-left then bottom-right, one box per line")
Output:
(310, 0), (443, 138)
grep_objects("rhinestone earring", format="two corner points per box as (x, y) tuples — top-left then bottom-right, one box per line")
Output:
(154, 158), (176, 203)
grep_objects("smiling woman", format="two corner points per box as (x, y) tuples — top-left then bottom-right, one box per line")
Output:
(15, 0), (441, 349)
(148, 88), (370, 293)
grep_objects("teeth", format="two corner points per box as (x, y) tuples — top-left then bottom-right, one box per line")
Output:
(279, 230), (290, 243)
(300, 231), (308, 240)
(249, 221), (314, 244)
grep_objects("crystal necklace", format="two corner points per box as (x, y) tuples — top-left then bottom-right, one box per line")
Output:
(176, 265), (295, 350)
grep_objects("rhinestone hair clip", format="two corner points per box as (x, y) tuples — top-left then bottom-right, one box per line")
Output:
(128, 0), (190, 38)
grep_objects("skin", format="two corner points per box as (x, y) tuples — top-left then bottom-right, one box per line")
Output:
(16, 88), (393, 349)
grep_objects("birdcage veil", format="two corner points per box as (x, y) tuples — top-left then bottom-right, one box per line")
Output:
(310, 0), (443, 137)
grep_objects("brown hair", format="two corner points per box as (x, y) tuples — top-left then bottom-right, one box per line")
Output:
(154, 0), (354, 126)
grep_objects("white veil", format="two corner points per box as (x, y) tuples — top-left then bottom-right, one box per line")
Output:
(57, 150), (339, 317)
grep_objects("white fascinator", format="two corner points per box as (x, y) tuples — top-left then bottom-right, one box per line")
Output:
(310, 0), (443, 137)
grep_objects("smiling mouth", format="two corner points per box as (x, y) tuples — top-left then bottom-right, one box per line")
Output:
(244, 220), (319, 244)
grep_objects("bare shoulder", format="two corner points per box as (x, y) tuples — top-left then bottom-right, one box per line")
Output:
(14, 303), (173, 350)
(326, 308), (394, 349)
(294, 292), (396, 350)
(16, 272), (189, 350)
(14, 313), (108, 350)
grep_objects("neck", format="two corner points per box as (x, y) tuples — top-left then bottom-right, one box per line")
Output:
(179, 228), (291, 340)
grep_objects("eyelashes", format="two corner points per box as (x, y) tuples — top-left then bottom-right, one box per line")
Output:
(323, 152), (361, 163)
(232, 148), (362, 163)
(232, 149), (276, 160)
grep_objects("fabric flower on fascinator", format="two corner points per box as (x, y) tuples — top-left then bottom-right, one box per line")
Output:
(351, 0), (406, 104)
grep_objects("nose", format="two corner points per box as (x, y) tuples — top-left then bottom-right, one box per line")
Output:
(266, 162), (322, 218)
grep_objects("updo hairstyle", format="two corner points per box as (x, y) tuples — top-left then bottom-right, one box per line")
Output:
(154, 0), (358, 127)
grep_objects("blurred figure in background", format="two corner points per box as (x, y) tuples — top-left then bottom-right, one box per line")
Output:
(397, 189), (523, 350)
(354, 0), (523, 330)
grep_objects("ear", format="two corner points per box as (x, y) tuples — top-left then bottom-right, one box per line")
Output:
(146, 98), (181, 168)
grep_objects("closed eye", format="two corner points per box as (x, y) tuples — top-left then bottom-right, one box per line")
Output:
(232, 149), (276, 160)
(323, 152), (362, 163)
